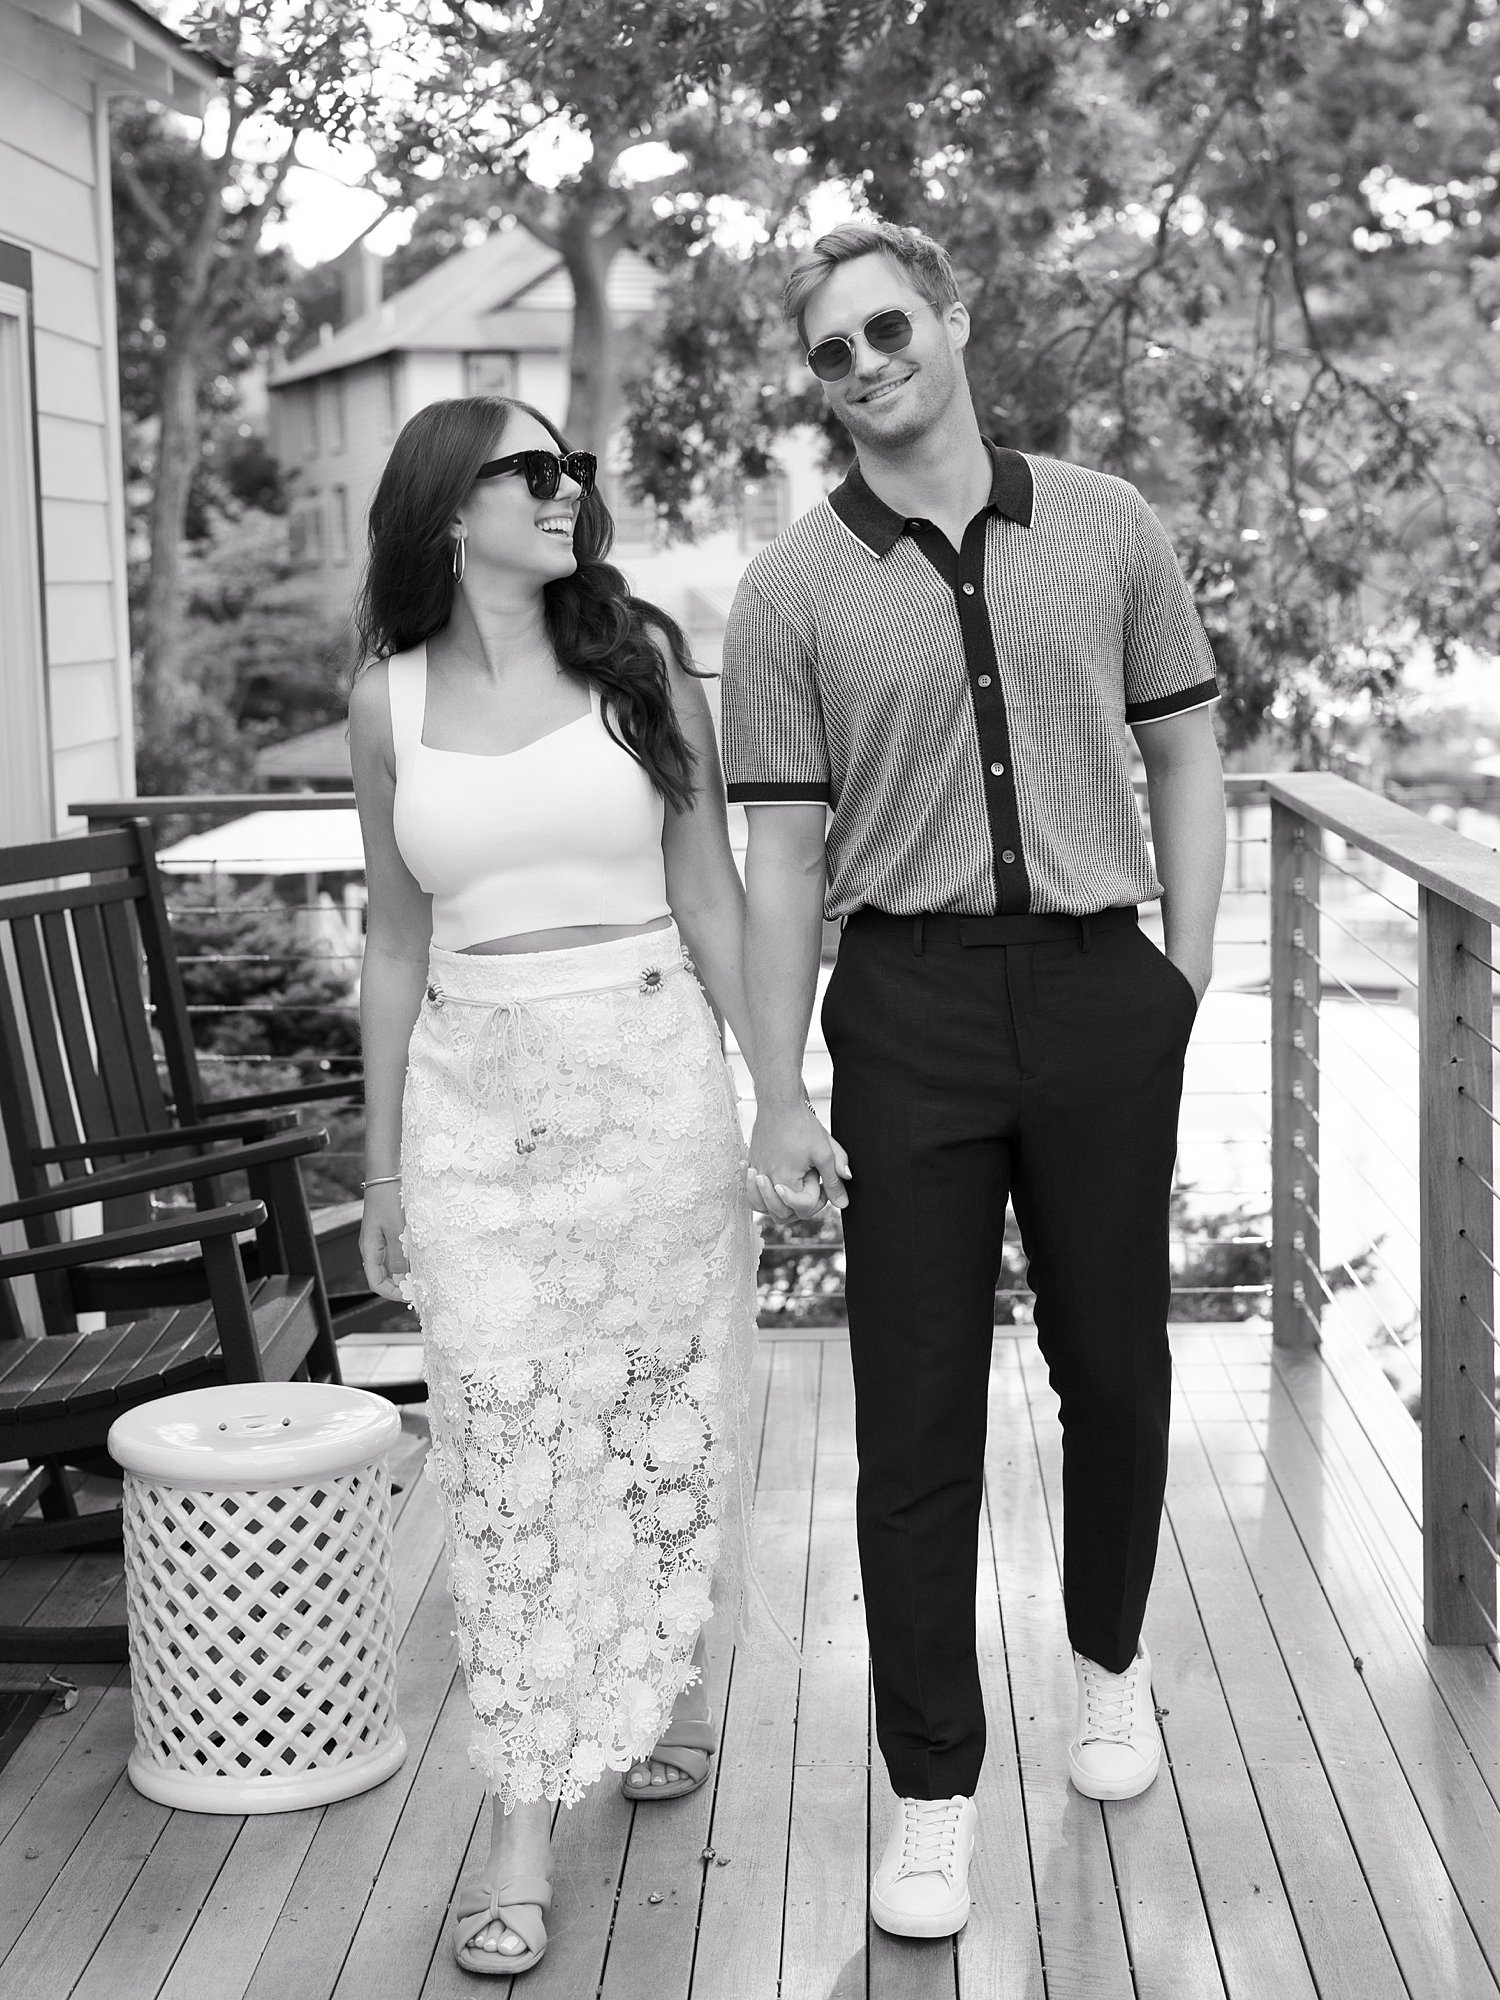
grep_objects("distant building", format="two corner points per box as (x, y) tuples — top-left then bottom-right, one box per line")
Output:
(266, 221), (665, 593)
(0, 0), (217, 840)
(259, 219), (827, 788)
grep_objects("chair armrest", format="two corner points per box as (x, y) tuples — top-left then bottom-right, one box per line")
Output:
(207, 1077), (363, 1113)
(32, 1113), (300, 1163)
(0, 1201), (266, 1279)
(0, 1130), (331, 1227)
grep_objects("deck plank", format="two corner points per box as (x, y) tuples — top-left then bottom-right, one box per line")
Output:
(155, 1815), (323, 2000)
(332, 1672), (485, 2000)
(1018, 1345), (1228, 2000)
(962, 1469), (1047, 1998)
(0, 1680), (109, 1846)
(69, 1808), (242, 2000)
(0, 1763), (171, 1997)
(691, 1342), (817, 2000)
(986, 1344), (1134, 2000)
(238, 1556), (464, 2000)
(602, 1633), (733, 1998)
(0, 1684), (136, 1963)
(1213, 1341), (1500, 1993)
(1266, 1329), (1500, 1811)
(1148, 1484), (1317, 1997)
(782, 1343), (870, 2000)
(1168, 1369), (1411, 1999)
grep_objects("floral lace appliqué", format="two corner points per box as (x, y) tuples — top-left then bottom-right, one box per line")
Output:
(401, 944), (758, 1809)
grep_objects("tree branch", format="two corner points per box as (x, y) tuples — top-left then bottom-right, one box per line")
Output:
(505, 177), (563, 248)
(114, 144), (177, 244)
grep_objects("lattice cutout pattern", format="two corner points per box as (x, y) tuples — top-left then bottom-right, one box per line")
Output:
(122, 1464), (401, 1787)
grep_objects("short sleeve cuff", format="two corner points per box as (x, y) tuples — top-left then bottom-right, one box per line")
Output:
(726, 780), (834, 805)
(1125, 678), (1219, 726)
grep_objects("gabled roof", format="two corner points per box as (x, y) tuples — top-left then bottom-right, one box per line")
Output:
(7, 0), (223, 111)
(270, 220), (659, 387)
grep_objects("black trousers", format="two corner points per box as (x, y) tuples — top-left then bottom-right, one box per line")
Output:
(821, 905), (1195, 1802)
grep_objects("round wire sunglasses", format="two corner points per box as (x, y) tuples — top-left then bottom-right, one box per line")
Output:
(805, 305), (931, 382)
(476, 449), (598, 499)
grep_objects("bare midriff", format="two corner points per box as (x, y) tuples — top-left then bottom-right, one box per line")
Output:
(459, 915), (674, 956)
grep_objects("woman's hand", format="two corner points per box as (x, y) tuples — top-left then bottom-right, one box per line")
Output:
(360, 1181), (411, 1302)
(748, 1101), (851, 1220)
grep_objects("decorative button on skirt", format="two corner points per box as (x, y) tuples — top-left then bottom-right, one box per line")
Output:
(400, 922), (759, 1808)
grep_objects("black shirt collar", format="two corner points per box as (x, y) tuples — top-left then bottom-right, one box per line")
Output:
(828, 439), (1034, 554)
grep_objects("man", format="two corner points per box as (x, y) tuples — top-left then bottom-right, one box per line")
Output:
(723, 219), (1225, 1941)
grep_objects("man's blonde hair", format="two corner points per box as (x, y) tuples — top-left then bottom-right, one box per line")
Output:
(783, 220), (962, 345)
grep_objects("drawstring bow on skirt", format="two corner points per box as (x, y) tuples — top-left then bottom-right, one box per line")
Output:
(425, 958), (685, 1155)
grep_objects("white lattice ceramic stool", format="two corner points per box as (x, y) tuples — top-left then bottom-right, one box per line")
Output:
(108, 1381), (408, 1813)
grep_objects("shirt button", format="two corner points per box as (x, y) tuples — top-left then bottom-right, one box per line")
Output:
(962, 583), (976, 596)
(990, 761), (1005, 776)
(1002, 849), (1016, 864)
(977, 675), (992, 687)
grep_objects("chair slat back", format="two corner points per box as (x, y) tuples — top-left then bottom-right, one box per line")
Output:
(0, 826), (184, 1208)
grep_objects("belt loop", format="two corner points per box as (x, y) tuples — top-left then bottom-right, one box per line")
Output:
(913, 913), (926, 956)
(1079, 914), (1092, 954)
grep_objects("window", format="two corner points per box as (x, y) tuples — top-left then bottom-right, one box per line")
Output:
(382, 355), (401, 437)
(612, 486), (658, 551)
(290, 494), (325, 567)
(325, 375), (347, 454)
(0, 259), (51, 844)
(742, 471), (790, 546)
(331, 485), (350, 565)
(303, 385), (322, 460)
(465, 352), (516, 396)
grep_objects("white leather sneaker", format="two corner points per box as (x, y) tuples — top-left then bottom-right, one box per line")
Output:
(869, 1793), (978, 1938)
(1069, 1642), (1162, 1800)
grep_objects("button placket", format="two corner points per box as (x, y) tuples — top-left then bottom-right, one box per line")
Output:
(906, 506), (1030, 913)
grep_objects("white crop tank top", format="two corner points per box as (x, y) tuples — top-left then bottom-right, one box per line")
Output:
(388, 644), (670, 949)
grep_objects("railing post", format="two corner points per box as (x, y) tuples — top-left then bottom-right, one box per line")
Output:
(1271, 801), (1321, 1349)
(1419, 887), (1498, 1644)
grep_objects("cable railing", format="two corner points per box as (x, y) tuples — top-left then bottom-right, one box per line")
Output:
(1266, 770), (1500, 1648)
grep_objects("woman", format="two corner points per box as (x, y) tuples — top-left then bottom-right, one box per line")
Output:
(349, 396), (762, 1978)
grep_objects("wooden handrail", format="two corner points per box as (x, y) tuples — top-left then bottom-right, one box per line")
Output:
(70, 795), (356, 820)
(1266, 771), (1500, 925)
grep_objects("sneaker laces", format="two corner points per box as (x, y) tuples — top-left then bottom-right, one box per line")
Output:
(1080, 1655), (1141, 1744)
(895, 1798), (965, 1879)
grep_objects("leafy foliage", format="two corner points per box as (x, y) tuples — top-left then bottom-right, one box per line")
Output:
(134, 512), (352, 803)
(613, 0), (1500, 761)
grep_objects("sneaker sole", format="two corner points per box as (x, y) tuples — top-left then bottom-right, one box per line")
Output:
(869, 1887), (972, 1939)
(869, 1836), (975, 1938)
(1067, 1745), (1162, 1801)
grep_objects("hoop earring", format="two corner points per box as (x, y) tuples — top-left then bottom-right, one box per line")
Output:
(451, 536), (466, 583)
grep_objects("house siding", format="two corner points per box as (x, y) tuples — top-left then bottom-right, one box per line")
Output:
(0, 4), (132, 831)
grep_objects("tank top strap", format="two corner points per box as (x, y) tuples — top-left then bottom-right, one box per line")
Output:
(385, 644), (428, 767)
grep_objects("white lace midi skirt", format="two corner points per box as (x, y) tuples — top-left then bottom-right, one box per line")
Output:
(400, 923), (759, 1808)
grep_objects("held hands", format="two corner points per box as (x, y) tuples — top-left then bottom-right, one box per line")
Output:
(360, 1181), (412, 1302)
(747, 1099), (852, 1221)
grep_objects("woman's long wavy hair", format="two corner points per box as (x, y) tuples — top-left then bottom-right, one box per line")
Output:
(354, 396), (705, 812)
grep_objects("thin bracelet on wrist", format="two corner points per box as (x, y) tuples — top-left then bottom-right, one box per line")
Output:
(361, 1173), (402, 1190)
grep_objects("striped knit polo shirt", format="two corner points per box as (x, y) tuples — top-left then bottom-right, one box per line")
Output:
(721, 441), (1219, 920)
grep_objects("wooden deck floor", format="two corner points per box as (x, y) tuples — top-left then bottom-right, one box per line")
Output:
(2, 1323), (1499, 1999)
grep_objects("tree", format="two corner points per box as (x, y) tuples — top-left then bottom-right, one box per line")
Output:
(383, 0), (755, 464)
(618, 0), (1500, 763)
(135, 511), (350, 803)
(114, 1), (414, 749)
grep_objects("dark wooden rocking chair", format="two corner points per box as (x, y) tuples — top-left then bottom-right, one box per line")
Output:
(0, 823), (421, 1397)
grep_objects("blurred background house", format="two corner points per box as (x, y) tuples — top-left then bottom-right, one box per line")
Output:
(258, 219), (822, 790)
(0, 0), (217, 843)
